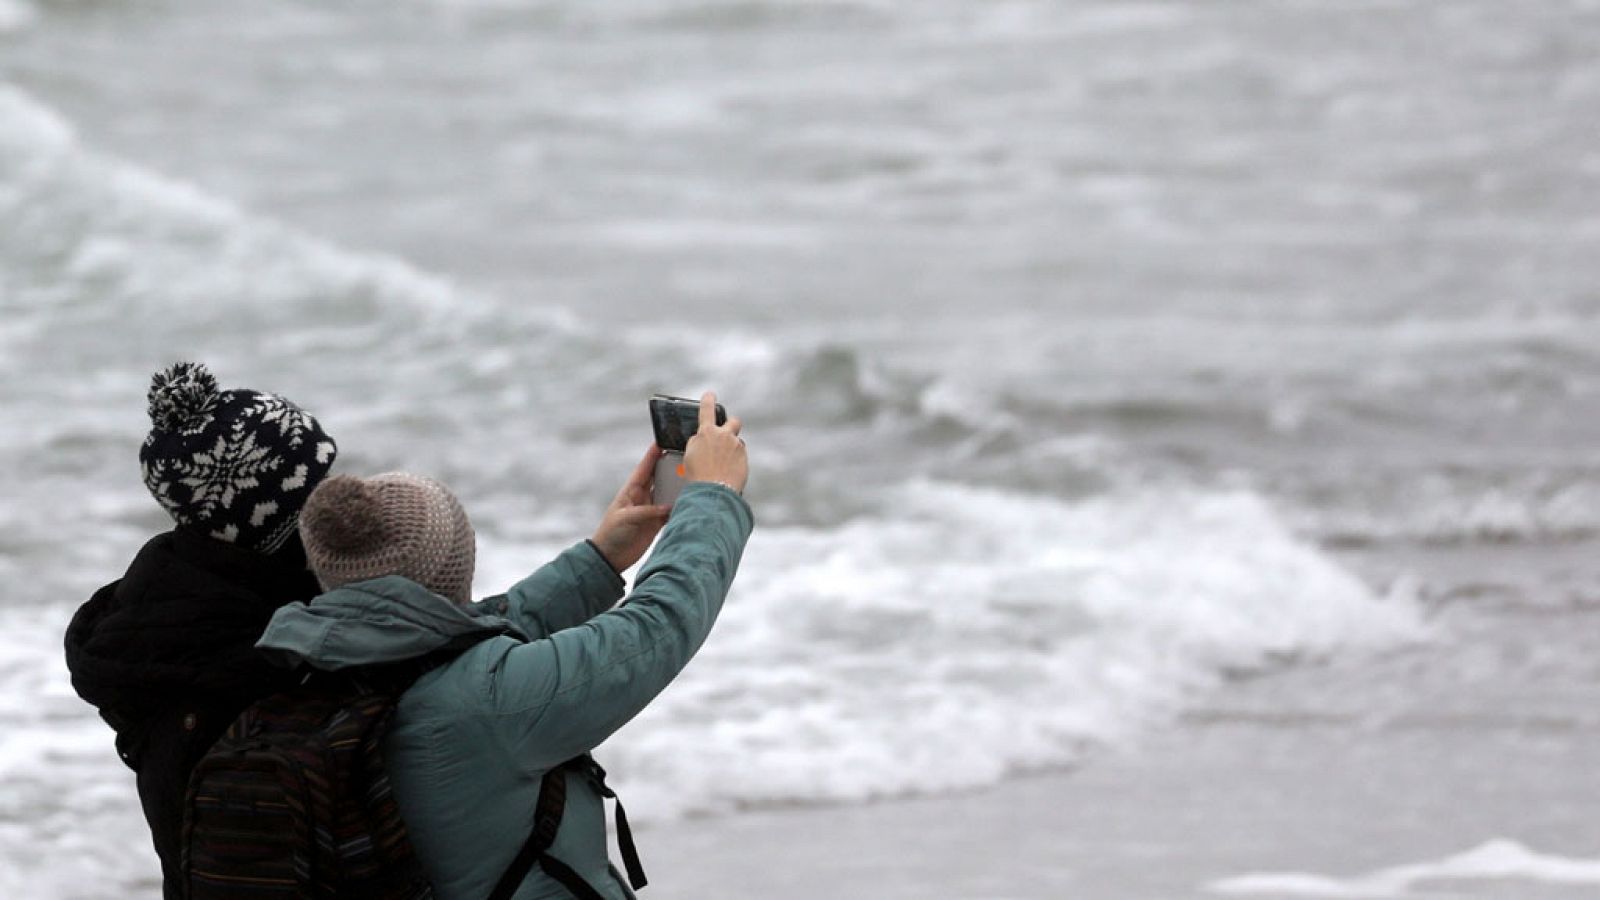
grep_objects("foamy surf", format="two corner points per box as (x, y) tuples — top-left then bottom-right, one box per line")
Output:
(1207, 839), (1600, 897)
(596, 480), (1424, 821)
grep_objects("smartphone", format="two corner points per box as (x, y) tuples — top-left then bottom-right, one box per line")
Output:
(650, 394), (727, 506)
(649, 394), (726, 453)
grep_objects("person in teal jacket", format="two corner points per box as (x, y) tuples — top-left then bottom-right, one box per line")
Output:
(255, 393), (752, 899)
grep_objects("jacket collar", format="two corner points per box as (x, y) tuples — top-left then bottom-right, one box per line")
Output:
(255, 576), (522, 672)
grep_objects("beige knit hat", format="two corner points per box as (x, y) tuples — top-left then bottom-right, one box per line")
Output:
(299, 472), (476, 605)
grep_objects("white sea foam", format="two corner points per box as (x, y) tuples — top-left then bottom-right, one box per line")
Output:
(598, 480), (1424, 821)
(1208, 839), (1600, 897)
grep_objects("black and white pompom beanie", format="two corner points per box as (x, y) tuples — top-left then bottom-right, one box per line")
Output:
(139, 362), (338, 553)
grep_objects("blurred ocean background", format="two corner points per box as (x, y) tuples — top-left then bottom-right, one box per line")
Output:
(2, 1), (1598, 897)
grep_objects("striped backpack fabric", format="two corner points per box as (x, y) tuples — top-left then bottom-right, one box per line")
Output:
(180, 670), (434, 900)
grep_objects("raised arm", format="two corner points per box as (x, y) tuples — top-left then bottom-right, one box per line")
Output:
(489, 482), (753, 767)
(485, 393), (752, 767)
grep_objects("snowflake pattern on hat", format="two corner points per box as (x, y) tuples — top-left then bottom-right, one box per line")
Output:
(140, 363), (338, 553)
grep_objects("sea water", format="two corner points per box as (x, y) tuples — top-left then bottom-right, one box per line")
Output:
(1, 1), (1598, 895)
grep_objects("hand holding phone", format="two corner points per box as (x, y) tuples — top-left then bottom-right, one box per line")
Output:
(650, 392), (745, 505)
(589, 445), (673, 572)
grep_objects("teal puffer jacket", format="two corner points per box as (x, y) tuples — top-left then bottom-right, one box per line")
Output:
(255, 482), (755, 899)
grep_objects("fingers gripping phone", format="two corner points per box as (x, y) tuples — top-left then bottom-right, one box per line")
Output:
(650, 394), (726, 506)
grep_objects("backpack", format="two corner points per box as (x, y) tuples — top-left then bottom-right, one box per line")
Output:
(180, 666), (434, 899)
(180, 654), (648, 900)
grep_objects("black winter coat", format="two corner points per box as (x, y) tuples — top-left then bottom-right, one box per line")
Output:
(63, 527), (321, 900)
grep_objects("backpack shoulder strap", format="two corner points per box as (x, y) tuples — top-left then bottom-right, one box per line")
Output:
(486, 753), (651, 900)
(573, 755), (647, 891)
(487, 759), (607, 900)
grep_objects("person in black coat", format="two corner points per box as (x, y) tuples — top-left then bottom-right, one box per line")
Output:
(62, 362), (338, 899)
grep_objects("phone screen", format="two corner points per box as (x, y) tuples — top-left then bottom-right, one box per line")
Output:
(650, 394), (727, 453)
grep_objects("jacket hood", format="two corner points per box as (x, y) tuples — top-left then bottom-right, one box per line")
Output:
(64, 528), (322, 723)
(255, 575), (523, 672)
